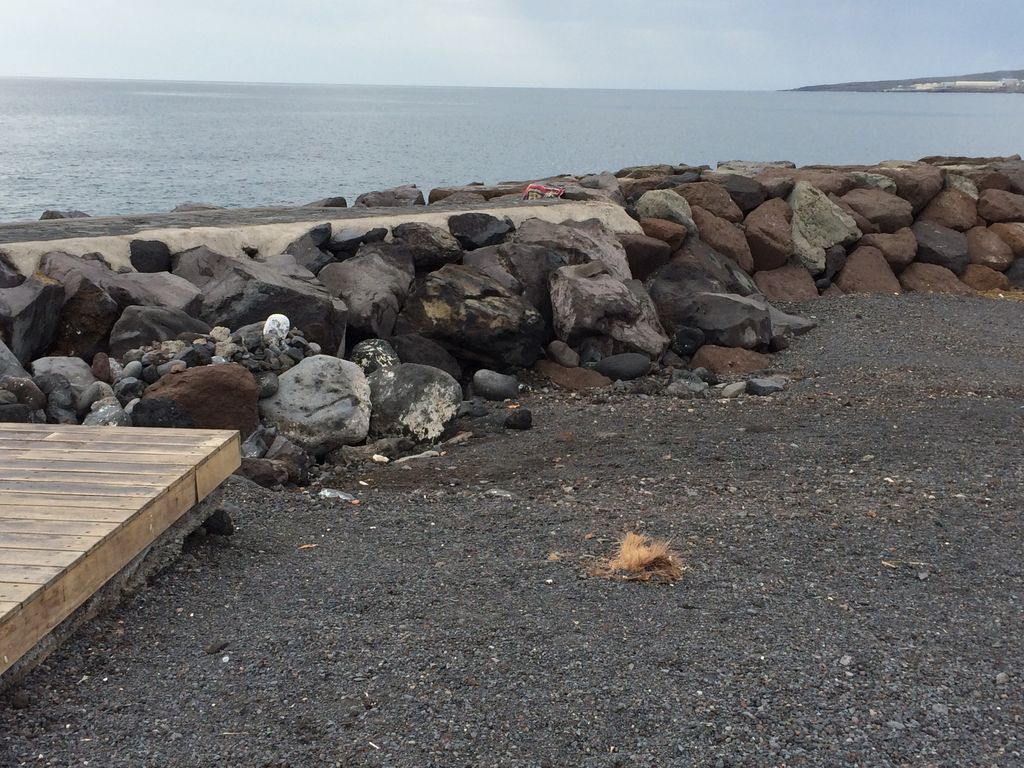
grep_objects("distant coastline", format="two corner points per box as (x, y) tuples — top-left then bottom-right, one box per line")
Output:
(795, 69), (1024, 94)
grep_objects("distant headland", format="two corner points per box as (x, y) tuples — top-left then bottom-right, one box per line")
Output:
(794, 69), (1024, 93)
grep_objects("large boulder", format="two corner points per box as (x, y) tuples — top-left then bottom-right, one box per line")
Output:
(258, 355), (370, 456)
(280, 226), (334, 275)
(548, 262), (668, 358)
(514, 218), (632, 282)
(674, 183), (743, 222)
(447, 213), (514, 250)
(859, 229), (917, 273)
(389, 334), (462, 381)
(911, 221), (970, 275)
(967, 226), (1015, 271)
(391, 222), (463, 271)
(753, 266), (818, 302)
(961, 264), (1011, 292)
(635, 190), (697, 235)
(990, 223), (1024, 258)
(788, 181), (862, 273)
(834, 246), (902, 294)
(468, 242), (567, 323)
(317, 245), (415, 341)
(30, 357), (96, 398)
(108, 306), (212, 359)
(0, 278), (64, 364)
(918, 188), (978, 232)
(640, 218), (688, 251)
(398, 265), (545, 370)
(0, 340), (29, 379)
(840, 188), (914, 234)
(368, 363), (462, 441)
(744, 198), (794, 272)
(898, 263), (975, 295)
(129, 239), (173, 274)
(691, 293), (773, 350)
(873, 164), (944, 213)
(50, 273), (120, 359)
(354, 184), (425, 208)
(977, 189), (1024, 223)
(173, 247), (347, 353)
(617, 234), (671, 282)
(143, 363), (259, 437)
(691, 207), (754, 273)
(710, 173), (768, 212)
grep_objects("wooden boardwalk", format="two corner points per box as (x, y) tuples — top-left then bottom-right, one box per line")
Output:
(0, 424), (240, 677)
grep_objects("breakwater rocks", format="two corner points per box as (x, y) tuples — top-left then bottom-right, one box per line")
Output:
(1, 155), (1023, 487)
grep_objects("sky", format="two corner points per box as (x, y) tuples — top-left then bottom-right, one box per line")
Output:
(0, 0), (1021, 90)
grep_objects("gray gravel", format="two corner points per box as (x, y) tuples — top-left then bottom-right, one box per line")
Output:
(2, 294), (1022, 767)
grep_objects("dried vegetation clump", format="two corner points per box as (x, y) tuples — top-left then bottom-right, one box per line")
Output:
(591, 532), (683, 583)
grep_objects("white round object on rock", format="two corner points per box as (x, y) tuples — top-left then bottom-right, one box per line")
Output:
(263, 314), (291, 342)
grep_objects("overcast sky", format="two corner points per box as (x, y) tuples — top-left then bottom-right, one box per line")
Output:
(0, 0), (1020, 90)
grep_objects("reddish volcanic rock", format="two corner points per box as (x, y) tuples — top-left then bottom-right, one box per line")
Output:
(841, 188), (914, 234)
(961, 264), (1011, 292)
(753, 265), (819, 302)
(977, 189), (1024, 223)
(919, 188), (978, 232)
(858, 228), (918, 273)
(834, 246), (902, 294)
(618, 234), (672, 282)
(967, 226), (1015, 271)
(143, 363), (259, 437)
(688, 345), (772, 375)
(691, 206), (754, 273)
(640, 218), (687, 251)
(990, 223), (1024, 258)
(872, 164), (944, 214)
(898, 263), (975, 295)
(533, 360), (611, 391)
(744, 198), (794, 272)
(674, 183), (744, 223)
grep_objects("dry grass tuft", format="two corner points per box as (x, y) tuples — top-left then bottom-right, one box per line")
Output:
(592, 532), (683, 583)
(979, 289), (1024, 302)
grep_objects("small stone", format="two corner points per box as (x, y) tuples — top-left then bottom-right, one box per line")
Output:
(472, 369), (520, 401)
(746, 376), (787, 396)
(839, 654), (853, 667)
(121, 360), (144, 380)
(995, 672), (1010, 685)
(546, 340), (579, 368)
(721, 382), (746, 398)
(262, 314), (290, 343)
(594, 353), (651, 382)
(504, 407), (533, 430)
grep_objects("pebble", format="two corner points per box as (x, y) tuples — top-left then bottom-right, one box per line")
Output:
(746, 376), (788, 396)
(720, 382), (747, 398)
(121, 360), (144, 380)
(995, 672), (1010, 685)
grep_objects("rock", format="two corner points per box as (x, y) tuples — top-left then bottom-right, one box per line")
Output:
(317, 245), (414, 340)
(34, 373), (77, 423)
(75, 381), (115, 415)
(689, 345), (771, 375)
(0, 260), (24, 289)
(448, 213), (514, 250)
(841, 188), (914, 233)
(326, 226), (388, 256)
(0, 375), (46, 410)
(391, 222), (464, 271)
(235, 458), (290, 488)
(746, 376), (787, 396)
(533, 359), (611, 390)
(711, 173), (767, 212)
(850, 171), (898, 193)
(635, 190), (697, 234)
(834, 246), (902, 294)
(753, 265), (818, 302)
(349, 339), (400, 375)
(389, 333), (462, 381)
(398, 265), (545, 370)
(514, 218), (632, 282)
(171, 202), (223, 212)
(0, 341), (29, 379)
(472, 369), (520, 401)
(769, 306), (816, 338)
(129, 240), (172, 273)
(0, 278), (64, 364)
(549, 262), (668, 358)
(264, 435), (313, 485)
(911, 221), (970, 275)
(830, 193), (877, 237)
(112, 376), (146, 406)
(674, 183), (743, 222)
(281, 228), (334, 275)
(990, 223), (1024, 258)
(618, 234), (671, 281)
(918, 188), (978, 231)
(960, 264), (1011, 292)
(945, 173), (980, 200)
(258, 355), (370, 456)
(898, 263), (976, 295)
(143, 363), (259, 437)
(744, 198), (794, 272)
(130, 397), (196, 428)
(467, 241), (567, 324)
(354, 184), (425, 208)
(1007, 259), (1024, 288)
(691, 207), (754, 273)
(368, 363), (462, 441)
(173, 247), (347, 353)
(665, 369), (709, 399)
(108, 306), (212, 359)
(82, 397), (131, 427)
(0, 403), (32, 422)
(40, 209), (90, 220)
(30, 357), (96, 397)
(640, 218), (687, 250)
(859, 229), (918, 273)
(670, 326), (705, 358)
(873, 164), (944, 213)
(594, 352), (651, 381)
(977, 189), (1024, 223)
(304, 195), (348, 208)
(504, 407), (533, 430)
(691, 293), (773, 349)
(789, 181), (862, 273)
(546, 340), (579, 368)
(967, 226), (1016, 271)
(261, 314), (290, 345)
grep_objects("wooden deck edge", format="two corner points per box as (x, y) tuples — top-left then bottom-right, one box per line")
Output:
(0, 485), (228, 691)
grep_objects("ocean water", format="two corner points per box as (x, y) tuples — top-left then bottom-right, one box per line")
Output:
(1, 77), (1023, 223)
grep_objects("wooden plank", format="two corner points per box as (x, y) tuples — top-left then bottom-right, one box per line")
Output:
(0, 460), (194, 475)
(0, 481), (163, 496)
(0, 549), (84, 568)
(0, 532), (102, 552)
(0, 449), (206, 465)
(0, 564), (64, 585)
(196, 433), (242, 499)
(0, 494), (144, 510)
(0, 518), (121, 537)
(0, 602), (18, 616)
(0, 424), (230, 437)
(0, 470), (183, 485)
(0, 471), (198, 675)
(0, 441), (223, 456)
(0, 583), (41, 604)
(0, 429), (229, 446)
(0, 506), (135, 523)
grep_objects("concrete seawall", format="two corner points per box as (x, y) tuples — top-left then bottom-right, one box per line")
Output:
(0, 199), (642, 276)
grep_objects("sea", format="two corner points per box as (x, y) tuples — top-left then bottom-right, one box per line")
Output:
(2, 77), (1023, 223)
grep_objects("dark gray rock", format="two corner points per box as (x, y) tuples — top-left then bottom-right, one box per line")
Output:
(108, 306), (212, 359)
(82, 396), (131, 426)
(113, 376), (146, 406)
(546, 340), (579, 368)
(50, 273), (120, 360)
(504, 408), (533, 430)
(40, 209), (90, 220)
(1005, 258), (1024, 288)
(304, 196), (348, 209)
(34, 373), (77, 424)
(747, 376), (787, 396)
(911, 221), (970, 275)
(0, 403), (32, 422)
(391, 222), (464, 272)
(0, 278), (63, 364)
(594, 352), (651, 381)
(448, 213), (514, 250)
(665, 369), (710, 398)
(670, 326), (706, 358)
(30, 357), (96, 397)
(0, 259), (25, 289)
(472, 369), (520, 401)
(354, 185), (425, 208)
(253, 370), (279, 399)
(390, 333), (462, 381)
(281, 225), (334, 275)
(326, 226), (388, 255)
(0, 340), (28, 379)
(317, 245), (415, 341)
(129, 240), (172, 273)
(350, 339), (400, 375)
(692, 293), (773, 350)
(368, 363), (462, 442)
(130, 397), (196, 428)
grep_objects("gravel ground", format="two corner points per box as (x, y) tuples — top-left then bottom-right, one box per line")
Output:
(2, 294), (1022, 768)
